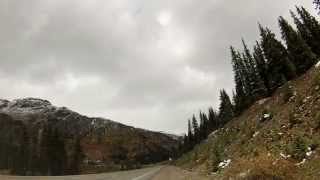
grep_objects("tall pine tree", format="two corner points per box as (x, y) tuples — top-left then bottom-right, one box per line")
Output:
(294, 6), (320, 56)
(192, 115), (200, 144)
(253, 41), (271, 95)
(187, 120), (193, 149)
(208, 107), (220, 131)
(230, 46), (250, 114)
(241, 39), (267, 99)
(259, 24), (296, 91)
(218, 89), (234, 124)
(315, 0), (320, 13)
(279, 16), (317, 74)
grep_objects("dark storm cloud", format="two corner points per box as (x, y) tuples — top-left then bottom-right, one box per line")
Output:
(0, 0), (316, 133)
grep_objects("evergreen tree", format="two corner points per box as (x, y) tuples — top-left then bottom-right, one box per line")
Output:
(294, 6), (320, 56)
(192, 115), (200, 144)
(218, 89), (234, 124)
(315, 0), (320, 13)
(241, 39), (267, 99)
(187, 120), (193, 149)
(297, 6), (320, 40)
(181, 134), (188, 153)
(253, 41), (271, 95)
(39, 125), (50, 175)
(208, 107), (219, 131)
(69, 136), (83, 174)
(291, 10), (320, 57)
(50, 128), (66, 176)
(16, 125), (29, 175)
(279, 16), (317, 74)
(259, 24), (296, 91)
(199, 111), (209, 140)
(40, 125), (67, 176)
(230, 47), (250, 114)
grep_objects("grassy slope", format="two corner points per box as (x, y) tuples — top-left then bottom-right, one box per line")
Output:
(176, 66), (320, 179)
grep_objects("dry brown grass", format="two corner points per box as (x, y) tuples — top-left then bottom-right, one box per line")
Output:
(224, 153), (298, 180)
(177, 67), (320, 179)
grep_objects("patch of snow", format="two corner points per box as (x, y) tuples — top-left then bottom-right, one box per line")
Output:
(258, 98), (269, 105)
(295, 158), (306, 166)
(280, 152), (291, 159)
(278, 132), (283, 136)
(316, 61), (320, 69)
(238, 169), (250, 178)
(253, 131), (260, 138)
(209, 130), (219, 138)
(264, 114), (271, 119)
(218, 159), (231, 169)
(303, 96), (312, 103)
(306, 151), (313, 157)
(306, 147), (313, 157)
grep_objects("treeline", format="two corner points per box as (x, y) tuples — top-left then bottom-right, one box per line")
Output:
(0, 114), (83, 176)
(179, 6), (320, 154)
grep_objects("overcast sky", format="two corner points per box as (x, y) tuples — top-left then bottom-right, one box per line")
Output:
(0, 0), (317, 134)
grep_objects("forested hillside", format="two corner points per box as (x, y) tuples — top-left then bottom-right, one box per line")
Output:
(176, 4), (320, 179)
(0, 98), (178, 176)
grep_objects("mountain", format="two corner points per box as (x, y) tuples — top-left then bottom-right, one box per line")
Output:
(0, 98), (178, 175)
(176, 65), (320, 179)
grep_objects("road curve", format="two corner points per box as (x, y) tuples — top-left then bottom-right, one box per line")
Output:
(0, 166), (209, 180)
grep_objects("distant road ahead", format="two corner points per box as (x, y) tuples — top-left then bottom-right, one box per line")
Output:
(0, 166), (209, 180)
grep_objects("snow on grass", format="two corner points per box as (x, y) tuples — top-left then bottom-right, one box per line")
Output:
(218, 159), (231, 169)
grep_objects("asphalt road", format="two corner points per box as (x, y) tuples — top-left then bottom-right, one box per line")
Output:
(0, 166), (209, 180)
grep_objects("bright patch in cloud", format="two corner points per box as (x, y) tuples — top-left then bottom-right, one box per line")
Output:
(56, 73), (101, 92)
(157, 11), (172, 26)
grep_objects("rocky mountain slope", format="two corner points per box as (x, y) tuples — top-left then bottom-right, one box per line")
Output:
(0, 98), (178, 175)
(176, 65), (320, 179)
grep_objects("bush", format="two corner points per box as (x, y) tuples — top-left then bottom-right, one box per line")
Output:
(211, 145), (223, 172)
(287, 136), (308, 161)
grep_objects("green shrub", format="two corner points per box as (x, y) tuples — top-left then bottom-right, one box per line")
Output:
(287, 136), (308, 161)
(211, 144), (223, 172)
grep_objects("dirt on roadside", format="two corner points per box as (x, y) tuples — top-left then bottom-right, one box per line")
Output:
(151, 166), (210, 180)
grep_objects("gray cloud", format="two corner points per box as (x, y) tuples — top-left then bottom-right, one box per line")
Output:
(0, 0), (316, 133)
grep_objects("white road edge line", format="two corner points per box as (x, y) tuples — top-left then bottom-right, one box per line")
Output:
(132, 167), (163, 180)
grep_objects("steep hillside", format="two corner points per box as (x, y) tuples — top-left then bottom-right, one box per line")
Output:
(176, 65), (320, 179)
(0, 98), (178, 175)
